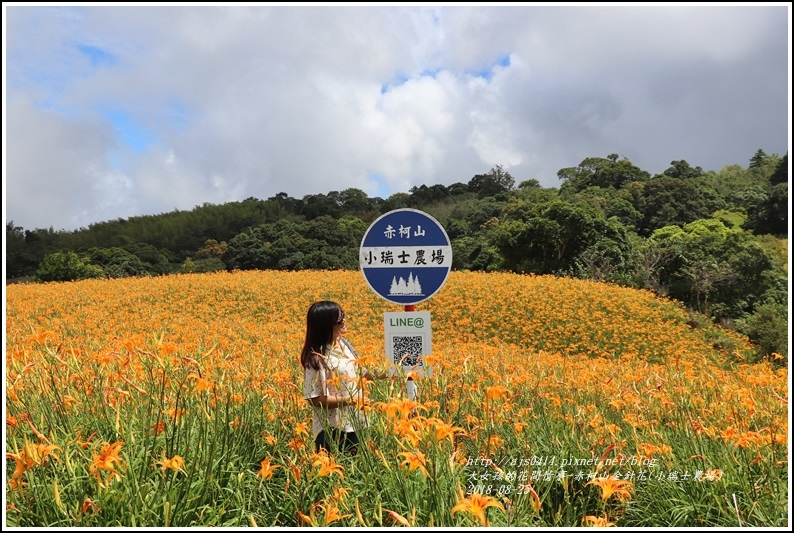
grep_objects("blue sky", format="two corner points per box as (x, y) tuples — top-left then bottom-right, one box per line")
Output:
(4, 3), (791, 231)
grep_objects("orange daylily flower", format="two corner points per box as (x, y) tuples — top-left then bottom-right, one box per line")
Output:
(375, 398), (425, 420)
(319, 502), (351, 525)
(331, 485), (351, 503)
(6, 450), (32, 490)
(487, 434), (504, 448)
(451, 492), (506, 526)
(29, 330), (56, 345)
(426, 418), (465, 444)
(397, 450), (429, 477)
(162, 408), (186, 421)
(188, 374), (215, 393)
(90, 441), (125, 488)
(6, 437), (62, 489)
(7, 415), (19, 428)
(393, 417), (423, 447)
(155, 452), (187, 475)
(587, 475), (633, 501)
(262, 431), (278, 446)
(159, 342), (178, 356)
(296, 509), (316, 527)
(257, 458), (280, 480)
(294, 422), (309, 436)
(311, 450), (345, 479)
(27, 441), (61, 466)
(484, 385), (510, 401)
(582, 514), (616, 527)
(61, 395), (79, 409)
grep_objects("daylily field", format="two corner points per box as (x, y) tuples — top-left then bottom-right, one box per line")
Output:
(4, 270), (789, 527)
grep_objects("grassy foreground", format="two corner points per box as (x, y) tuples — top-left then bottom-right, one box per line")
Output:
(4, 270), (789, 527)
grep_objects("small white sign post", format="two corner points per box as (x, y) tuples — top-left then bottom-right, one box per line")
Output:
(384, 311), (433, 385)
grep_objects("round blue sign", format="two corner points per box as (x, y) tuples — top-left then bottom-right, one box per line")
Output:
(360, 208), (452, 305)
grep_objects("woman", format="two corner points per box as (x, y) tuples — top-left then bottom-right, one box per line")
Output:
(301, 300), (384, 455)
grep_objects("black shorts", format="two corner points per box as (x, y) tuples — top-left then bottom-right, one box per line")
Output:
(315, 428), (359, 455)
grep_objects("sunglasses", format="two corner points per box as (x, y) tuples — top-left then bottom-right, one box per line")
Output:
(336, 310), (346, 324)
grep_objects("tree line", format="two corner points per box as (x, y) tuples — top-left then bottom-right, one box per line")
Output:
(5, 150), (789, 360)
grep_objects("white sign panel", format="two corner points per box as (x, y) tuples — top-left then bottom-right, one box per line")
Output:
(384, 311), (432, 377)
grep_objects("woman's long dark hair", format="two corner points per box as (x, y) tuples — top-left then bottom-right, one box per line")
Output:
(301, 300), (341, 370)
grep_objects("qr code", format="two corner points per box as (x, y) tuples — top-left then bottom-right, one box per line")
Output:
(392, 335), (422, 366)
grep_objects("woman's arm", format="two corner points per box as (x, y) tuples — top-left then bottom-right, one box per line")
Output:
(307, 391), (361, 409)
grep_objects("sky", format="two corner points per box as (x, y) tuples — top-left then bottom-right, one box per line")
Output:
(3, 2), (791, 232)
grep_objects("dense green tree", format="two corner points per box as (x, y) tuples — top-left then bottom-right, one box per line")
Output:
(446, 197), (506, 239)
(623, 177), (711, 236)
(512, 186), (559, 207)
(338, 216), (369, 245)
(223, 229), (271, 270)
(660, 160), (704, 180)
(21, 227), (63, 270)
(338, 188), (372, 215)
(408, 184), (450, 206)
(268, 192), (305, 217)
(648, 219), (779, 319)
(6, 222), (39, 279)
(447, 182), (472, 197)
(747, 149), (783, 181)
(221, 215), (363, 271)
(740, 302), (788, 359)
(727, 185), (770, 213)
(451, 235), (502, 271)
(572, 217), (634, 282)
(694, 183), (728, 214)
(87, 247), (149, 278)
(468, 164), (516, 197)
(195, 239), (229, 259)
(381, 192), (412, 213)
(694, 166), (751, 198)
(494, 201), (627, 274)
(749, 149), (768, 169)
(769, 153), (788, 185)
(744, 183), (788, 236)
(301, 215), (362, 249)
(558, 154), (650, 195)
(36, 251), (104, 282)
(566, 186), (642, 230)
(518, 178), (541, 189)
(302, 193), (343, 220)
(122, 242), (178, 274)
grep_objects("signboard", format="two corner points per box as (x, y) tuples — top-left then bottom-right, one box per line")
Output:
(359, 208), (452, 306)
(384, 311), (432, 377)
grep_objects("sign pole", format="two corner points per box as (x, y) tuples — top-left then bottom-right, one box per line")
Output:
(404, 304), (417, 400)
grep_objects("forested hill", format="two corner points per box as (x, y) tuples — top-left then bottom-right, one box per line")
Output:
(6, 151), (789, 359)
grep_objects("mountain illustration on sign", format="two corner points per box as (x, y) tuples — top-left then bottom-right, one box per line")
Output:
(389, 272), (423, 296)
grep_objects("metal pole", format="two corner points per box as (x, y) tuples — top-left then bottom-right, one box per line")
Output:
(404, 304), (417, 400)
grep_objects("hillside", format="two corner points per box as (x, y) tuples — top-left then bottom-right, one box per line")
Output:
(5, 269), (787, 526)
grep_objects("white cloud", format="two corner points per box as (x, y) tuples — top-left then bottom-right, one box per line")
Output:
(4, 4), (790, 231)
